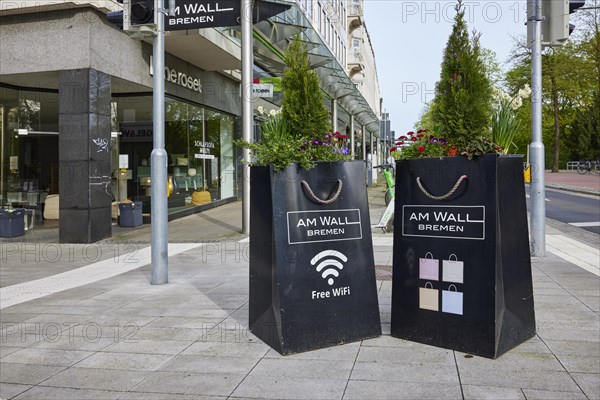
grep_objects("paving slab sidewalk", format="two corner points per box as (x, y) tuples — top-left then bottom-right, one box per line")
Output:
(1, 176), (599, 400)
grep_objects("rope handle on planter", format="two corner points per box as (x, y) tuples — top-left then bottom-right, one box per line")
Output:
(416, 175), (467, 201)
(301, 179), (343, 205)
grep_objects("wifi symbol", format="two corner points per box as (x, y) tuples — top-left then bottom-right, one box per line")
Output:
(310, 250), (348, 286)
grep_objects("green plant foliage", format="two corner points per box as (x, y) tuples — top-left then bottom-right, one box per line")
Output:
(491, 105), (520, 154)
(236, 37), (350, 171)
(490, 85), (530, 154)
(430, 0), (493, 142)
(281, 37), (331, 139)
(568, 90), (600, 160)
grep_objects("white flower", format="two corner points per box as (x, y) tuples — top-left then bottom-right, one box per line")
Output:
(257, 106), (265, 115)
(269, 109), (277, 117)
(518, 84), (531, 99)
(492, 87), (504, 101)
(510, 96), (523, 110)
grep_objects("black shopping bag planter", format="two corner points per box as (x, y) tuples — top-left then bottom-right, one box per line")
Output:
(249, 161), (381, 355)
(391, 155), (536, 359)
(0, 209), (25, 237)
(118, 201), (143, 227)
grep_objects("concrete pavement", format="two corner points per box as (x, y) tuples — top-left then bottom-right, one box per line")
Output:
(0, 172), (598, 400)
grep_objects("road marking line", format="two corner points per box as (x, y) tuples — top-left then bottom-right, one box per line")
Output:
(0, 243), (202, 309)
(546, 235), (599, 277)
(569, 222), (600, 227)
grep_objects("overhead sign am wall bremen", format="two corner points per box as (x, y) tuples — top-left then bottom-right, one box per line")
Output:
(166, 0), (290, 31)
(167, 0), (240, 30)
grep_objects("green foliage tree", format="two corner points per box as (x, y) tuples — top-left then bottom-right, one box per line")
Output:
(430, 0), (493, 143)
(281, 37), (331, 138)
(506, 23), (598, 169)
(567, 90), (600, 160)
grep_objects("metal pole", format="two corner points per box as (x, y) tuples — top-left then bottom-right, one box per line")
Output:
(530, 0), (545, 257)
(362, 125), (366, 162)
(151, 0), (169, 284)
(332, 98), (338, 133)
(350, 114), (355, 159)
(241, 0), (253, 235)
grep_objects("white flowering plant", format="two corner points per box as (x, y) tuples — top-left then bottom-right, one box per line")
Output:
(491, 84), (531, 154)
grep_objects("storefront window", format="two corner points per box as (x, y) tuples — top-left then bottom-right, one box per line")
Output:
(1, 86), (59, 210)
(111, 95), (236, 213)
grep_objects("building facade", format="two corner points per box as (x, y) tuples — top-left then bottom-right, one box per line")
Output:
(0, 0), (382, 243)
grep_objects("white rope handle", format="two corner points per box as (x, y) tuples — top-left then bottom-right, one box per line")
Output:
(416, 175), (467, 201)
(301, 179), (343, 205)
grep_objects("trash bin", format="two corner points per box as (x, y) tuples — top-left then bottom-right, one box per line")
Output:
(249, 161), (381, 355)
(0, 208), (25, 237)
(118, 201), (143, 227)
(391, 154), (536, 358)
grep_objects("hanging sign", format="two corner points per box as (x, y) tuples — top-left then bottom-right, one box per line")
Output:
(252, 84), (273, 98)
(166, 0), (241, 30)
(165, 0), (291, 31)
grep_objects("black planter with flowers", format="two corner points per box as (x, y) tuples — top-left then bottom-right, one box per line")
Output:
(249, 161), (381, 355)
(241, 37), (380, 355)
(390, 153), (536, 359)
(0, 208), (25, 237)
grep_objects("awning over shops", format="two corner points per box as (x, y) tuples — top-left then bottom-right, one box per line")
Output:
(245, 0), (380, 137)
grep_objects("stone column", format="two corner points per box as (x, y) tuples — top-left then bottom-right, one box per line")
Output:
(58, 69), (112, 243)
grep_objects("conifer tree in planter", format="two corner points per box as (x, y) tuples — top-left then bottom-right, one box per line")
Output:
(430, 0), (493, 146)
(389, 1), (535, 359)
(245, 37), (381, 355)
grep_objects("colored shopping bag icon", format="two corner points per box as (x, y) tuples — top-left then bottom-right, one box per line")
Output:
(442, 254), (464, 284)
(419, 282), (439, 311)
(442, 284), (463, 315)
(419, 252), (439, 281)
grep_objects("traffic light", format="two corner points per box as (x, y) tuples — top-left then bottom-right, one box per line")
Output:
(543, 0), (585, 46)
(129, 0), (156, 27)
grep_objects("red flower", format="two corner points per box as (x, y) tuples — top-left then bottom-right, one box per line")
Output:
(447, 148), (458, 156)
(407, 131), (415, 136)
(417, 129), (424, 134)
(417, 133), (424, 138)
(411, 137), (417, 142)
(417, 146), (425, 153)
(453, 73), (457, 80)
(390, 146), (398, 152)
(399, 135), (407, 140)
(399, 141), (404, 145)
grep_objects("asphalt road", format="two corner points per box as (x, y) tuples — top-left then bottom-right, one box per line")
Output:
(526, 188), (600, 235)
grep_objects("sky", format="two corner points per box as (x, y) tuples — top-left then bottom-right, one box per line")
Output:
(363, 0), (528, 137)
